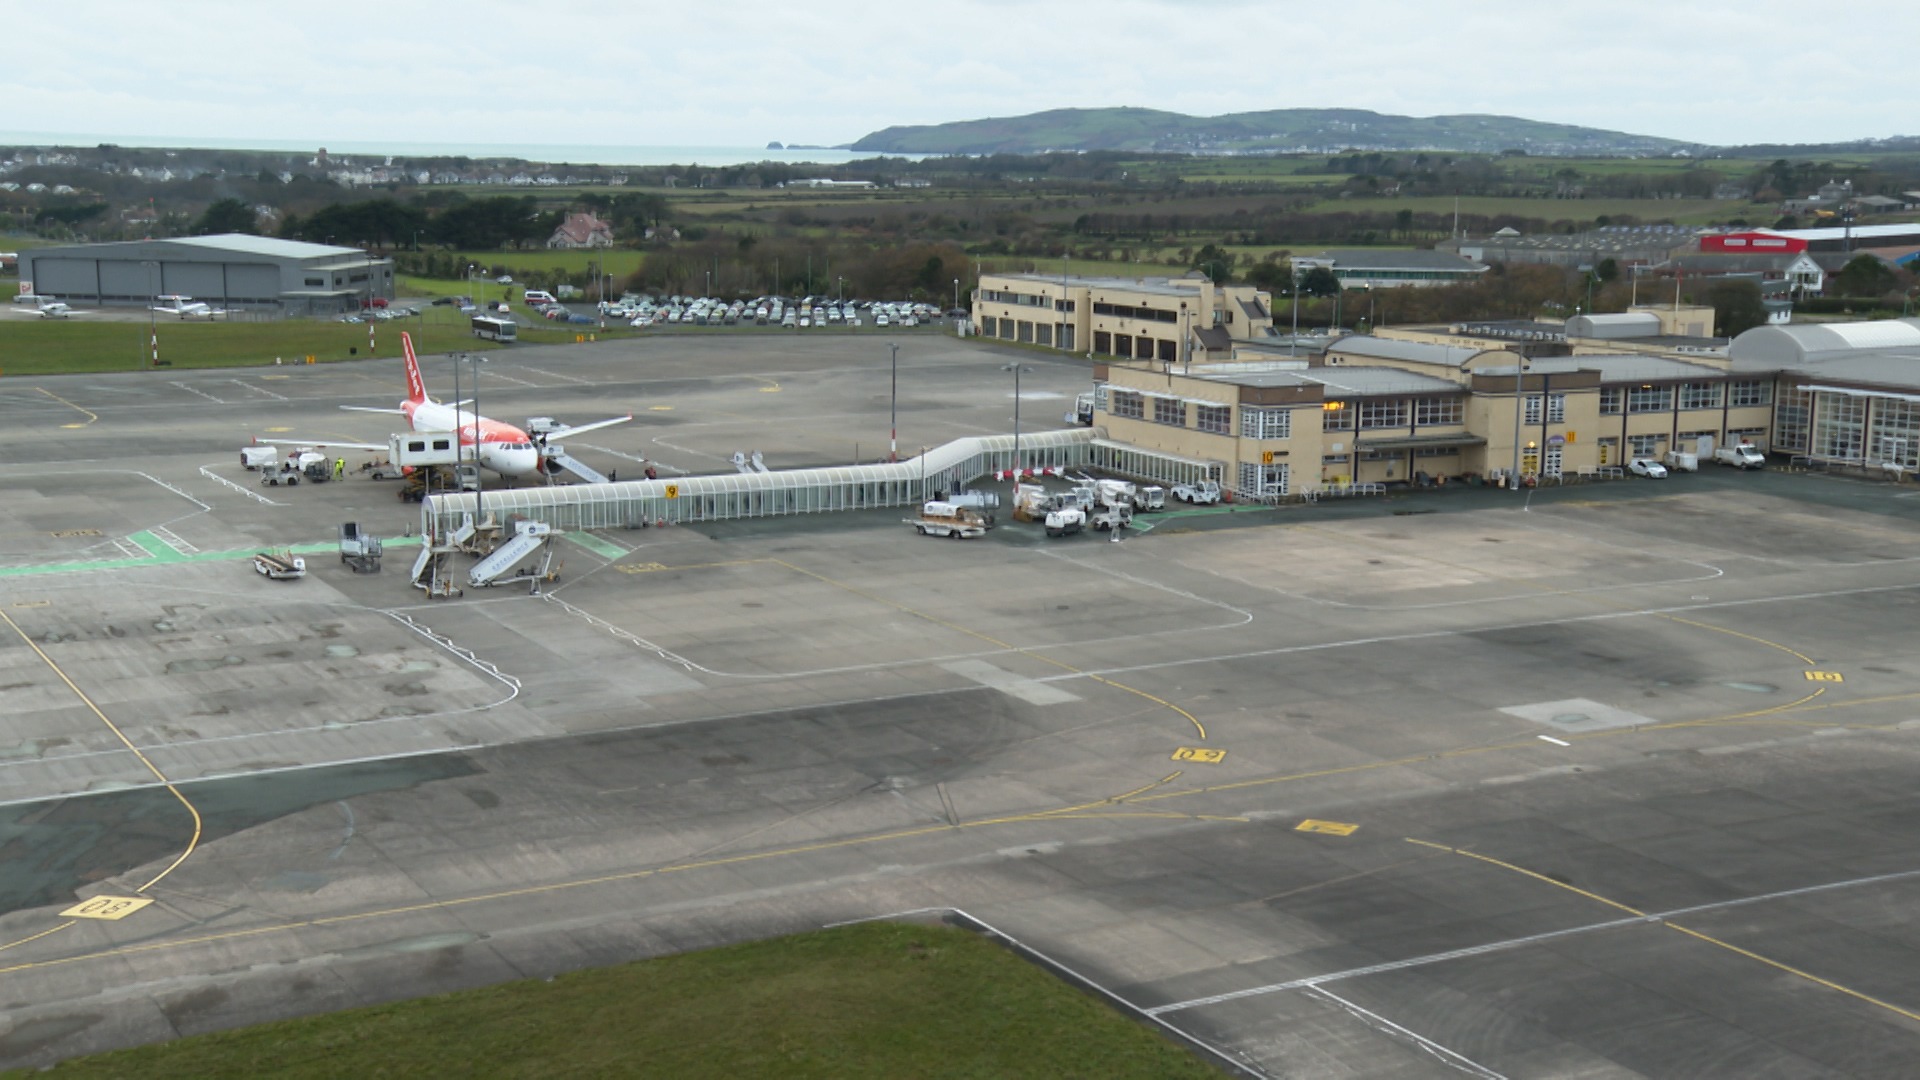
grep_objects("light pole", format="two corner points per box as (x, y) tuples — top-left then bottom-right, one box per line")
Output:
(454, 353), (488, 522)
(1510, 358), (1528, 493)
(888, 342), (899, 462)
(1289, 263), (1301, 356)
(1002, 362), (1030, 489)
(952, 277), (959, 313)
(704, 269), (711, 299)
(141, 259), (159, 368)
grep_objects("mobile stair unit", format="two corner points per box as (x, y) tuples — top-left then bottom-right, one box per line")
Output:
(468, 520), (558, 589)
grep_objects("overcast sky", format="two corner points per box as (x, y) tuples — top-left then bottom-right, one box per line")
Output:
(7, 1), (1913, 151)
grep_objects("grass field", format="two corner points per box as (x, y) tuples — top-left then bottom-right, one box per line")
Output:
(24, 922), (1220, 1080)
(0, 310), (496, 376)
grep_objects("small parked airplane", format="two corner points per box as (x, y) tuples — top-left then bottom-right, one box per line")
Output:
(152, 295), (227, 320)
(6, 296), (85, 317)
(253, 332), (632, 480)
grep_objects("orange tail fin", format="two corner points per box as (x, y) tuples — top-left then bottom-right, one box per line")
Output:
(401, 332), (427, 403)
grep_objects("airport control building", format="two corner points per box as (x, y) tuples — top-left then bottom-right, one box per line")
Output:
(18, 234), (394, 316)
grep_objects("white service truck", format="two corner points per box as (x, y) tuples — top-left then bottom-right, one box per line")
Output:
(1044, 505), (1086, 537)
(908, 501), (991, 539)
(1171, 479), (1223, 505)
(1713, 443), (1766, 470)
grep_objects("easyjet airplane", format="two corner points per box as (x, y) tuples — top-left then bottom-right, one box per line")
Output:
(254, 331), (631, 479)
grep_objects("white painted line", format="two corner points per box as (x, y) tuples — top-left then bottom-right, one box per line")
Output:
(1537, 735), (1571, 747)
(231, 378), (288, 401)
(575, 443), (653, 465)
(148, 525), (198, 555)
(1306, 986), (1507, 1078)
(132, 472), (212, 511)
(169, 381), (225, 403)
(198, 465), (281, 505)
(520, 365), (593, 386)
(1146, 866), (1920, 1017)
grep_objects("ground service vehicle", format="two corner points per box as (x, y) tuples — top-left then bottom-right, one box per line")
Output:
(1663, 450), (1699, 472)
(1172, 479), (1223, 505)
(1045, 506), (1086, 537)
(261, 462), (301, 486)
(240, 445), (279, 470)
(1714, 443), (1766, 469)
(253, 550), (306, 579)
(908, 501), (990, 539)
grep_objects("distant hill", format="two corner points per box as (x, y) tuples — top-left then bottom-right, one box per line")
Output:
(850, 107), (1698, 157)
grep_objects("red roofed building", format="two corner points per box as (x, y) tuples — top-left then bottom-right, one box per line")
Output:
(546, 211), (614, 250)
(1700, 231), (1808, 254)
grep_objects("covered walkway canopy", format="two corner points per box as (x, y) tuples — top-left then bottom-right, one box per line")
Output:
(421, 428), (1102, 535)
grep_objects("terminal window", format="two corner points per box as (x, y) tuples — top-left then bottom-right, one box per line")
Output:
(1195, 404), (1231, 434)
(1152, 397), (1185, 427)
(1679, 383), (1723, 410)
(1627, 385), (1672, 413)
(1111, 391), (1145, 420)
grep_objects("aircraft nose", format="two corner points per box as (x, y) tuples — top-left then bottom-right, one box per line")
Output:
(509, 448), (540, 476)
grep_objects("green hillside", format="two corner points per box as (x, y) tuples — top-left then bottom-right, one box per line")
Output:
(851, 106), (1696, 157)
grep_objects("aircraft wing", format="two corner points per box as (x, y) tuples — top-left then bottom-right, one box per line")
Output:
(541, 414), (634, 440)
(251, 436), (388, 452)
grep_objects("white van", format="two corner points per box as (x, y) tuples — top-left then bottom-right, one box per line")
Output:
(522, 289), (557, 307)
(1662, 450), (1698, 472)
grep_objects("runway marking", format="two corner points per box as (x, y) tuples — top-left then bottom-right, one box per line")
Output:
(1304, 985), (1507, 1080)
(1147, 864), (1920, 1017)
(60, 896), (154, 921)
(34, 387), (98, 427)
(1537, 735), (1571, 747)
(1805, 670), (1845, 682)
(169, 381), (225, 403)
(1405, 838), (1920, 1025)
(0, 793), (1245, 978)
(1296, 819), (1358, 836)
(50, 529), (101, 537)
(198, 465), (282, 505)
(772, 558), (1210, 740)
(0, 922), (76, 954)
(229, 379), (287, 401)
(1171, 747), (1228, 764)
(518, 366), (593, 386)
(0, 609), (203, 896)
(148, 525), (198, 555)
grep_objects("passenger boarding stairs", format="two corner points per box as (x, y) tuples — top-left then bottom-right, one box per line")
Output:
(544, 449), (608, 485)
(468, 520), (557, 589)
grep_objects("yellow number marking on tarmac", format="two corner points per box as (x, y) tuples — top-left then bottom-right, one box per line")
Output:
(1171, 747), (1228, 764)
(615, 562), (671, 574)
(265, 426), (292, 433)
(61, 896), (154, 921)
(648, 406), (673, 411)
(7, 600), (51, 609)
(1805, 670), (1844, 682)
(1296, 820), (1359, 836)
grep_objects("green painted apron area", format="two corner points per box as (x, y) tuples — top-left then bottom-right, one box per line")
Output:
(0, 533), (425, 578)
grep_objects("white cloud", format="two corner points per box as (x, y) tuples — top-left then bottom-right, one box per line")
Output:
(6, 0), (1914, 150)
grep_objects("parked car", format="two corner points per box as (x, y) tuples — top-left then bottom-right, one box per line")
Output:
(1628, 458), (1669, 478)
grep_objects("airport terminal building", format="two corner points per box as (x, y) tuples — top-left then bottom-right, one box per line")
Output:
(19, 234), (394, 316)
